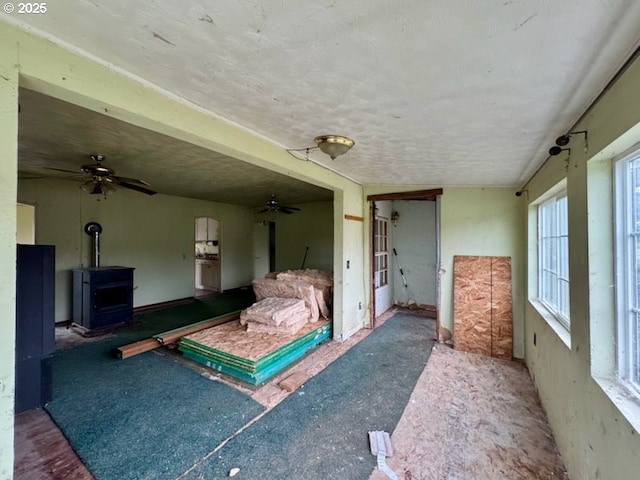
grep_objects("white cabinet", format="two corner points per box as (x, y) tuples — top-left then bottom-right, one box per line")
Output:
(195, 217), (219, 242)
(196, 259), (220, 291)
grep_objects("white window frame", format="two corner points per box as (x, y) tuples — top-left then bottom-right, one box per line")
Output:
(373, 217), (389, 289)
(615, 151), (640, 395)
(537, 191), (570, 330)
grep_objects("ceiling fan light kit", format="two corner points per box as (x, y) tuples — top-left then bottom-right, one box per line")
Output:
(257, 194), (301, 215)
(314, 135), (355, 160)
(47, 154), (157, 198)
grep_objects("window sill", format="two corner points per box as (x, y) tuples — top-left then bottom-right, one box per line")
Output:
(529, 299), (571, 349)
(593, 375), (640, 435)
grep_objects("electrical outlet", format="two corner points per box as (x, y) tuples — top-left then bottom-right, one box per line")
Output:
(358, 302), (362, 310)
(346, 260), (350, 269)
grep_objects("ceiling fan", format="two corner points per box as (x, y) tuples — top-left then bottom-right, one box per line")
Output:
(46, 155), (157, 196)
(258, 194), (301, 215)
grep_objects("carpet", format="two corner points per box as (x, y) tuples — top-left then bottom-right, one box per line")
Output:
(117, 287), (256, 343)
(183, 312), (436, 480)
(46, 338), (265, 480)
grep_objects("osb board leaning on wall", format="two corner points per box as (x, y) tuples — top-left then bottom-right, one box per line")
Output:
(453, 255), (512, 359)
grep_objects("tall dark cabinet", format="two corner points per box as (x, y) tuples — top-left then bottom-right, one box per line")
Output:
(15, 244), (55, 413)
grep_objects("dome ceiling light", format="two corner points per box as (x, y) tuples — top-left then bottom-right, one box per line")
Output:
(286, 134), (355, 161)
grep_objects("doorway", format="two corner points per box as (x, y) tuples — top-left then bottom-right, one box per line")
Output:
(368, 189), (442, 329)
(194, 217), (221, 297)
(253, 221), (275, 278)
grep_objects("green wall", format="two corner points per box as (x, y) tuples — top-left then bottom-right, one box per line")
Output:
(440, 187), (525, 357)
(275, 201), (334, 272)
(391, 200), (437, 307)
(523, 49), (640, 480)
(18, 178), (255, 322)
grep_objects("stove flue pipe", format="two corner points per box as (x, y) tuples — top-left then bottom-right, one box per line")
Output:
(84, 222), (103, 268)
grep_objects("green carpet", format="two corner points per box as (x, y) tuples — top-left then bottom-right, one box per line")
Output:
(46, 338), (265, 479)
(46, 288), (261, 479)
(183, 312), (436, 480)
(117, 287), (255, 343)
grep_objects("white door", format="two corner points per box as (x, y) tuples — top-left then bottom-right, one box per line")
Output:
(253, 222), (270, 279)
(374, 216), (393, 316)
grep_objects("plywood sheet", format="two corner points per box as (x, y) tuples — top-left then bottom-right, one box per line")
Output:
(453, 255), (512, 359)
(182, 319), (330, 362)
(491, 256), (513, 359)
(453, 256), (492, 356)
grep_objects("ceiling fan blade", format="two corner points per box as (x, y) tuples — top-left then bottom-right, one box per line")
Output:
(280, 205), (301, 211)
(113, 175), (151, 186)
(257, 208), (270, 213)
(279, 207), (296, 214)
(117, 181), (157, 195)
(45, 167), (83, 174)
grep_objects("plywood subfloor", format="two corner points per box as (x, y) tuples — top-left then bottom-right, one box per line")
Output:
(14, 408), (92, 480)
(369, 345), (568, 480)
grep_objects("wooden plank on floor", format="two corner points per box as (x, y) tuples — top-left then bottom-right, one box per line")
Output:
(116, 338), (160, 359)
(154, 311), (241, 345)
(116, 311), (241, 360)
(278, 371), (309, 392)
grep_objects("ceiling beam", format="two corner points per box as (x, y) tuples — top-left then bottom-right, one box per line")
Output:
(366, 188), (443, 202)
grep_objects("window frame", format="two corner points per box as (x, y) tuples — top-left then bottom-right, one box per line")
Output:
(537, 190), (571, 330)
(614, 150), (640, 395)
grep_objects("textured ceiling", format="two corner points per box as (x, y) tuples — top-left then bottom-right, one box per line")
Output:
(10, 1), (640, 189)
(17, 89), (332, 207)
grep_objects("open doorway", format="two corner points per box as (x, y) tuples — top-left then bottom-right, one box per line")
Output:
(368, 189), (442, 329)
(195, 216), (221, 297)
(253, 221), (276, 278)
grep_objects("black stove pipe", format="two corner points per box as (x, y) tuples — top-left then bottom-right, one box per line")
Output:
(84, 222), (103, 268)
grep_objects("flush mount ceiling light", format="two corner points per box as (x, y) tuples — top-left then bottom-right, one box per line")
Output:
(286, 134), (355, 161)
(313, 135), (355, 160)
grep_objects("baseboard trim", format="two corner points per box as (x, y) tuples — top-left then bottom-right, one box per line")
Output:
(133, 297), (195, 313)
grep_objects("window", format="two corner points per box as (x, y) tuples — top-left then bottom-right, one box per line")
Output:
(615, 152), (640, 394)
(537, 192), (570, 328)
(373, 217), (389, 288)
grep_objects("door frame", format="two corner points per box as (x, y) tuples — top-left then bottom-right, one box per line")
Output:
(366, 189), (443, 331)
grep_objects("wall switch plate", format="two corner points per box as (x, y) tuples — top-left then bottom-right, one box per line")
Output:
(533, 333), (537, 346)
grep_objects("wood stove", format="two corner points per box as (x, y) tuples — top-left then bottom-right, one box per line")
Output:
(72, 221), (134, 333)
(72, 266), (135, 333)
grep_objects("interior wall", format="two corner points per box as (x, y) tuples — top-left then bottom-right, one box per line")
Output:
(523, 50), (640, 480)
(16, 203), (35, 244)
(0, 35), (18, 479)
(18, 178), (255, 322)
(274, 201), (333, 272)
(439, 188), (524, 356)
(390, 200), (437, 308)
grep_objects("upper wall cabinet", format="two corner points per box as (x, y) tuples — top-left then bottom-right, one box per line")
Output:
(195, 217), (219, 242)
